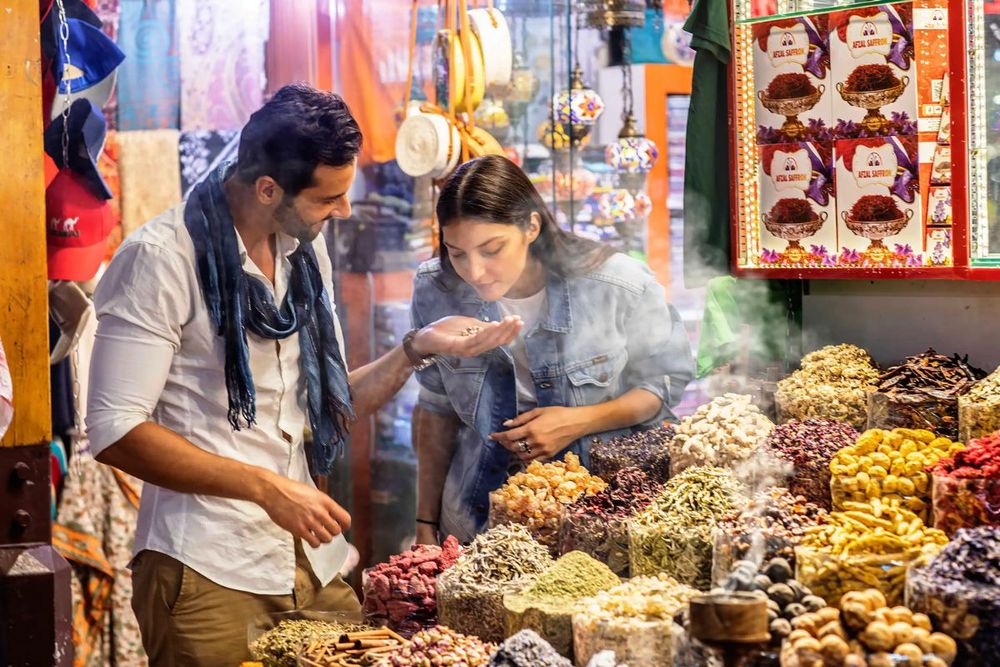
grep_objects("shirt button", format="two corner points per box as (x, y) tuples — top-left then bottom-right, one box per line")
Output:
(598, 372), (609, 382)
(538, 382), (552, 389)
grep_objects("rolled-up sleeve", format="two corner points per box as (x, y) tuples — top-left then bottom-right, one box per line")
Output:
(86, 241), (191, 455)
(623, 277), (695, 414)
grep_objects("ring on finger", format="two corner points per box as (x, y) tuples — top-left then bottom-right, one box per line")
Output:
(517, 439), (531, 454)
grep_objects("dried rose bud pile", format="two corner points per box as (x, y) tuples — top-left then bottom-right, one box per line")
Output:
(765, 419), (859, 509)
(381, 625), (496, 667)
(363, 536), (462, 637)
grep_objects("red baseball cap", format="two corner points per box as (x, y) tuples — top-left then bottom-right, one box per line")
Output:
(47, 169), (114, 281)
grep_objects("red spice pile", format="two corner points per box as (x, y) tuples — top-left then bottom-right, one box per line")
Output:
(932, 433), (1000, 479)
(845, 64), (899, 92)
(363, 536), (463, 636)
(770, 198), (816, 224)
(849, 194), (902, 222)
(765, 72), (816, 100)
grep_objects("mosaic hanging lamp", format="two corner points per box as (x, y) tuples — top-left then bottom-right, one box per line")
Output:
(552, 65), (605, 143)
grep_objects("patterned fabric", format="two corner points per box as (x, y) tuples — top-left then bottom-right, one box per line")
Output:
(116, 0), (180, 130)
(178, 130), (239, 199)
(93, 0), (121, 130)
(118, 129), (182, 237)
(54, 456), (145, 667)
(177, 0), (268, 131)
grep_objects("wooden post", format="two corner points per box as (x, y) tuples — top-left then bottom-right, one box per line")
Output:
(0, 2), (73, 665)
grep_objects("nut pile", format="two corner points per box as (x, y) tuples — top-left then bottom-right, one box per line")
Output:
(558, 467), (662, 576)
(829, 428), (964, 523)
(503, 551), (620, 658)
(572, 574), (698, 667)
(489, 453), (606, 553)
(796, 499), (948, 606)
(363, 537), (463, 637)
(669, 394), (775, 475)
(869, 349), (985, 440)
(930, 433), (1000, 536)
(436, 524), (553, 644)
(775, 345), (879, 430)
(486, 630), (571, 667)
(906, 527), (1000, 665)
(250, 620), (372, 667)
(588, 425), (674, 484)
(765, 419), (859, 509)
(629, 466), (746, 588)
(378, 626), (496, 667)
(959, 367), (1000, 442)
(780, 589), (958, 667)
(718, 557), (826, 649)
(712, 488), (826, 582)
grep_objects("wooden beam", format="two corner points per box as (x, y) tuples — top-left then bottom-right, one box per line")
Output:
(0, 0), (51, 449)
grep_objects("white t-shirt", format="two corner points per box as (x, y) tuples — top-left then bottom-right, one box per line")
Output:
(498, 288), (548, 410)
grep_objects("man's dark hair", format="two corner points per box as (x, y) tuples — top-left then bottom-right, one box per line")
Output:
(235, 84), (363, 196)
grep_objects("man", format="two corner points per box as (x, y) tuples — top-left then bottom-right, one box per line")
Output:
(86, 84), (521, 666)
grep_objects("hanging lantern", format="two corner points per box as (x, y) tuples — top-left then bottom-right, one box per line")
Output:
(606, 114), (659, 192)
(582, 0), (646, 28)
(552, 65), (606, 140)
(596, 188), (637, 225)
(474, 97), (512, 145)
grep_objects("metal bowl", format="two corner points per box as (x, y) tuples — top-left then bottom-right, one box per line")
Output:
(837, 77), (909, 110)
(763, 210), (826, 241)
(758, 85), (824, 116)
(842, 208), (914, 240)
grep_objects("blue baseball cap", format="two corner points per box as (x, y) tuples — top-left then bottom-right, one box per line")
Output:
(44, 98), (112, 201)
(52, 17), (125, 95)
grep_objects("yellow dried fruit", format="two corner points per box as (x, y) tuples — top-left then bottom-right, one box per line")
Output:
(894, 643), (924, 667)
(860, 620), (894, 652)
(929, 633), (957, 664)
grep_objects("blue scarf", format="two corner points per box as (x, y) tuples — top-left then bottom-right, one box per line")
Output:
(184, 164), (354, 476)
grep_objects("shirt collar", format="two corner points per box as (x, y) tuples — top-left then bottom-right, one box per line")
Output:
(234, 228), (302, 268)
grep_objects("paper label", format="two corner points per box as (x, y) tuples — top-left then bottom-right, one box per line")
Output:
(846, 13), (893, 59)
(766, 24), (810, 68)
(851, 144), (898, 188)
(770, 147), (813, 193)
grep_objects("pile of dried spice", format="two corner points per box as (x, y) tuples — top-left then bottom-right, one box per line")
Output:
(379, 626), (496, 667)
(503, 551), (620, 658)
(906, 527), (1000, 665)
(845, 63), (900, 92)
(848, 194), (903, 222)
(775, 344), (879, 430)
(589, 425), (674, 484)
(628, 466), (746, 589)
(436, 524), (553, 644)
(486, 630), (571, 667)
(572, 574), (698, 667)
(558, 467), (662, 577)
(829, 427), (963, 523)
(959, 367), (1000, 442)
(669, 393), (775, 475)
(868, 349), (985, 440)
(362, 537), (462, 637)
(796, 498), (947, 606)
(711, 488), (826, 584)
(768, 198), (817, 225)
(764, 72), (817, 99)
(489, 453), (606, 554)
(930, 432), (1000, 537)
(765, 419), (858, 509)
(250, 619), (371, 667)
(297, 628), (406, 667)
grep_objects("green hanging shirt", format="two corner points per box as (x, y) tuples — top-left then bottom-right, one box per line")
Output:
(683, 0), (732, 288)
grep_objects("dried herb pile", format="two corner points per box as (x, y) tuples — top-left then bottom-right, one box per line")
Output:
(765, 419), (858, 509)
(589, 425), (674, 483)
(775, 344), (878, 430)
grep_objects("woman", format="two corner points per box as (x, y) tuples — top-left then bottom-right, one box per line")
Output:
(410, 155), (694, 544)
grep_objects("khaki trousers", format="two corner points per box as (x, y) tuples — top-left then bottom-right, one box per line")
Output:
(131, 542), (362, 667)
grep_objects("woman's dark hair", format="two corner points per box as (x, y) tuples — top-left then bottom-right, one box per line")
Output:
(436, 155), (616, 281)
(235, 84), (363, 196)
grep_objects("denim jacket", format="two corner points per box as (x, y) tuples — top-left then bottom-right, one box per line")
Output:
(410, 253), (695, 543)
